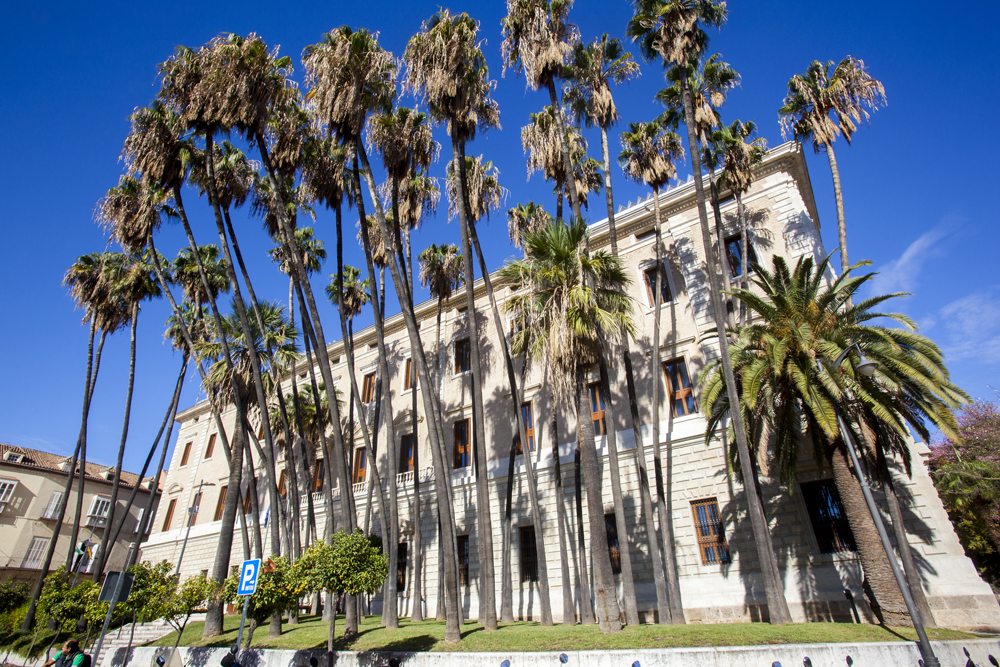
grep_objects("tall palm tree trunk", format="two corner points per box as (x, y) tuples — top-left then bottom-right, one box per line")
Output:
(547, 80), (581, 221)
(708, 178), (733, 327)
(549, 405), (574, 624)
(22, 317), (97, 631)
(601, 126), (673, 623)
(574, 374), (621, 633)
(828, 445), (909, 625)
(452, 136), (498, 630)
(93, 303), (140, 580)
(463, 148), (553, 626)
(648, 188), (686, 623)
(342, 184), (399, 630)
(880, 462), (934, 627)
(679, 74), (791, 624)
(354, 140), (462, 642)
(573, 444), (594, 625)
(736, 193), (750, 327)
(824, 141), (849, 275)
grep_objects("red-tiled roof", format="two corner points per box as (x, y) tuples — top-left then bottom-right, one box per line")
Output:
(0, 443), (157, 490)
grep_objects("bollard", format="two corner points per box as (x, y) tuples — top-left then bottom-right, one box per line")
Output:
(559, 654), (568, 664)
(500, 661), (510, 667)
(989, 656), (999, 666)
(966, 646), (979, 667)
(804, 658), (813, 667)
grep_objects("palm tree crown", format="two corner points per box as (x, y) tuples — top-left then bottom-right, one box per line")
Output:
(618, 121), (684, 191)
(418, 244), (464, 302)
(565, 34), (640, 131)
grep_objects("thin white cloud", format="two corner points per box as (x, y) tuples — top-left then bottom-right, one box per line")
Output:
(936, 286), (1000, 364)
(869, 221), (956, 296)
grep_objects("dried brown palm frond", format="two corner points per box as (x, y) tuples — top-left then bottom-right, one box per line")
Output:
(251, 175), (313, 238)
(418, 243), (464, 302)
(121, 101), (193, 191)
(507, 202), (552, 249)
(95, 175), (175, 255)
(627, 0), (725, 67)
(357, 213), (392, 268)
(384, 171), (440, 231)
(301, 136), (349, 210)
(565, 35), (640, 131)
(366, 107), (439, 180)
(568, 156), (602, 210)
(717, 120), (767, 197)
(522, 106), (566, 183)
(501, 0), (579, 90)
(446, 155), (508, 224)
(402, 10), (500, 142)
(267, 92), (313, 178)
(303, 26), (396, 143)
(187, 141), (260, 213)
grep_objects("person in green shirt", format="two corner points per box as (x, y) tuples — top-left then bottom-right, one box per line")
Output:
(43, 640), (86, 667)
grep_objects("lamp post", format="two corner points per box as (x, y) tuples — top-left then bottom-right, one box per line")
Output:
(175, 479), (214, 578)
(825, 342), (939, 667)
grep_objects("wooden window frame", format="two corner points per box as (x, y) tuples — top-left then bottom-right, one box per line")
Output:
(663, 358), (697, 417)
(457, 535), (470, 587)
(691, 498), (730, 565)
(204, 433), (217, 460)
(188, 491), (202, 527)
(724, 233), (758, 279)
(515, 402), (535, 455)
(399, 433), (415, 474)
(519, 525), (539, 582)
(605, 513), (622, 575)
(361, 372), (377, 403)
(353, 448), (367, 485)
(801, 479), (857, 554)
(313, 459), (325, 493)
(403, 358), (417, 391)
(162, 498), (177, 531)
(453, 419), (470, 469)
(277, 469), (286, 497)
(454, 338), (471, 375)
(643, 264), (672, 307)
(213, 485), (228, 522)
(179, 441), (193, 467)
(588, 383), (607, 436)
(242, 490), (254, 515)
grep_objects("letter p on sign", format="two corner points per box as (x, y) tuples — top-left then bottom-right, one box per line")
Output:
(237, 558), (261, 595)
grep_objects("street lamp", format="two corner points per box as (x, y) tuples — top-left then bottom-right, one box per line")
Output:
(174, 479), (215, 577)
(825, 342), (939, 667)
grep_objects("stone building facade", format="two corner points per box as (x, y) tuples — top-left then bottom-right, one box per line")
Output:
(139, 142), (1000, 630)
(0, 443), (159, 585)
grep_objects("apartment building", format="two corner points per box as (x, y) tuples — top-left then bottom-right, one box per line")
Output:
(140, 142), (1000, 630)
(0, 443), (159, 585)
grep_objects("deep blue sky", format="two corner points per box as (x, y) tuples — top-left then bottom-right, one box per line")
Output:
(2, 0), (998, 474)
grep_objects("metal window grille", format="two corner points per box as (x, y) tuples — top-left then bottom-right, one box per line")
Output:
(457, 535), (470, 587)
(801, 479), (857, 554)
(519, 526), (538, 582)
(691, 498), (730, 565)
(605, 513), (622, 575)
(397, 543), (408, 592)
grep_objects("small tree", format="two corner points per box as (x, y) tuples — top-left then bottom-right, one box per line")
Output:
(36, 568), (97, 656)
(222, 557), (301, 648)
(162, 576), (219, 650)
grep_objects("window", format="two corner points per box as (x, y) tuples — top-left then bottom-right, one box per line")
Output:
(188, 491), (202, 527)
(353, 448), (367, 485)
(400, 434), (415, 474)
(213, 485), (228, 522)
(87, 495), (111, 527)
(23, 537), (48, 569)
(277, 469), (286, 497)
(801, 479), (857, 554)
(515, 402), (535, 455)
(663, 359), (697, 417)
(691, 498), (729, 564)
(0, 479), (17, 511)
(133, 508), (146, 534)
(361, 372), (377, 403)
(724, 234), (758, 278)
(588, 383), (607, 436)
(605, 513), (622, 575)
(242, 490), (254, 514)
(397, 543), (408, 592)
(643, 265), (672, 307)
(81, 544), (100, 574)
(403, 358), (417, 391)
(41, 491), (63, 520)
(205, 433), (217, 459)
(180, 441), (193, 466)
(454, 338), (471, 374)
(5, 452), (22, 463)
(453, 419), (470, 469)
(457, 535), (470, 587)
(313, 459), (325, 493)
(519, 526), (538, 582)
(162, 498), (177, 531)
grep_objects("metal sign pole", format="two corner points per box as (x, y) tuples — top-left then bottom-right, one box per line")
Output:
(235, 596), (250, 656)
(91, 571), (128, 667)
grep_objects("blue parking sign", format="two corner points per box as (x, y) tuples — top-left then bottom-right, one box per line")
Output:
(237, 559), (261, 595)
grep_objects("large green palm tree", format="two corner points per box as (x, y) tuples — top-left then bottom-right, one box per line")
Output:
(779, 57), (886, 275)
(701, 254), (967, 626)
(628, 0), (792, 624)
(501, 219), (634, 634)
(403, 10), (510, 631)
(619, 121), (686, 623)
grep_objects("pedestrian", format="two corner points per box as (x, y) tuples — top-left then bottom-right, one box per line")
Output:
(42, 640), (89, 667)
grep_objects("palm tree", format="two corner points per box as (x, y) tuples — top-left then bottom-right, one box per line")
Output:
(701, 254), (967, 626)
(500, 219), (633, 634)
(270, 227), (327, 325)
(628, 0), (792, 625)
(619, 121), (686, 623)
(521, 106), (587, 222)
(716, 120), (767, 326)
(779, 57), (886, 275)
(418, 246), (463, 390)
(507, 203), (552, 250)
(403, 10), (508, 631)
(90, 251), (163, 580)
(502, 0), (584, 222)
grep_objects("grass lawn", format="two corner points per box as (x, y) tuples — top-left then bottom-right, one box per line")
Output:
(149, 615), (978, 653)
